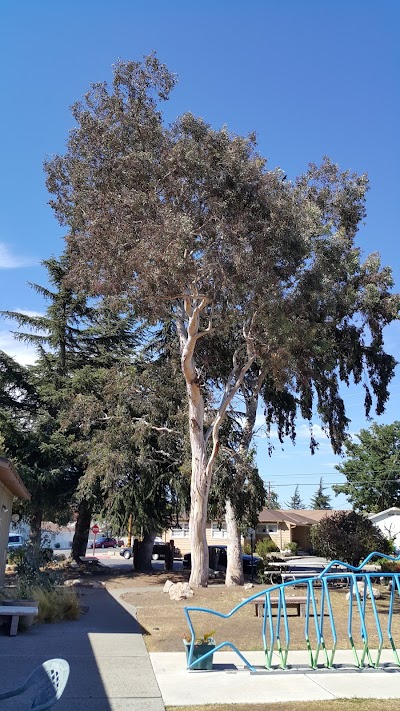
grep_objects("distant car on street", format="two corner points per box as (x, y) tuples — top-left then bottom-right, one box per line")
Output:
(183, 545), (260, 575)
(92, 536), (118, 549)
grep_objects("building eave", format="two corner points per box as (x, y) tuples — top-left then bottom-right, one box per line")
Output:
(0, 457), (30, 500)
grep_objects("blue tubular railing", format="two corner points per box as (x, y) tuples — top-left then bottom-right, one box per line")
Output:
(184, 552), (400, 672)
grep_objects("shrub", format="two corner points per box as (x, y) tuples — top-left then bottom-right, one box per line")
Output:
(284, 542), (298, 554)
(54, 542), (61, 549)
(14, 545), (59, 598)
(378, 559), (400, 573)
(33, 587), (81, 623)
(255, 537), (280, 560)
(310, 511), (392, 566)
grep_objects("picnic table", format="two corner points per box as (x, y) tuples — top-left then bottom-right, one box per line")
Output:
(248, 595), (318, 617)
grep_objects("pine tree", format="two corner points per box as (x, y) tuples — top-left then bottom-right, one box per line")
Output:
(310, 478), (332, 509)
(286, 485), (305, 510)
(0, 256), (90, 543)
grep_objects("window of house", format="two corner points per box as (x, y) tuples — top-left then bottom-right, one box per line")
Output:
(257, 523), (278, 534)
(171, 523), (190, 538)
(211, 522), (228, 538)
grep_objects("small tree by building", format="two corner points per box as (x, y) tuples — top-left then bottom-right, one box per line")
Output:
(286, 485), (305, 509)
(311, 478), (332, 510)
(310, 510), (392, 566)
(265, 488), (280, 509)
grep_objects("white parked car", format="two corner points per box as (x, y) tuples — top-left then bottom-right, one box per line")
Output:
(8, 534), (24, 549)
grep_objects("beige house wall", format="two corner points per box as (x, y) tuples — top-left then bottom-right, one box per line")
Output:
(163, 521), (233, 555)
(246, 523), (291, 550)
(0, 481), (13, 586)
(163, 513), (320, 555)
(291, 525), (312, 550)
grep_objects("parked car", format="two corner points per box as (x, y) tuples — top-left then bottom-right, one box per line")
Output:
(92, 536), (118, 549)
(119, 540), (172, 560)
(7, 534), (24, 549)
(183, 545), (261, 574)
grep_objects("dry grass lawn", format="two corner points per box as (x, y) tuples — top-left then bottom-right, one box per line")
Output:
(117, 574), (400, 655)
(166, 702), (399, 711)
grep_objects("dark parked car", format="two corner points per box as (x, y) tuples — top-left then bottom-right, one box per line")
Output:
(120, 541), (171, 560)
(93, 536), (118, 549)
(183, 545), (261, 574)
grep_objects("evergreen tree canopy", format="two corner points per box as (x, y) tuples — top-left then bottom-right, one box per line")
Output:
(44, 54), (399, 585)
(333, 422), (400, 513)
(286, 485), (305, 509)
(265, 488), (280, 509)
(311, 477), (332, 509)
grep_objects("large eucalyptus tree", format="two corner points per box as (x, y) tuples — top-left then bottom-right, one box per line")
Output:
(45, 55), (398, 586)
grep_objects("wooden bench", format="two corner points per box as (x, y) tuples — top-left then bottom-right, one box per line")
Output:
(0, 605), (38, 636)
(252, 596), (314, 618)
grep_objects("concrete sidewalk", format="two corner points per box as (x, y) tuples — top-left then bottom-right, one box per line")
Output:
(150, 649), (400, 706)
(0, 587), (164, 711)
(2, 587), (400, 709)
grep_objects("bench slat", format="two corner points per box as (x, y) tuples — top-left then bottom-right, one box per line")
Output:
(0, 606), (38, 614)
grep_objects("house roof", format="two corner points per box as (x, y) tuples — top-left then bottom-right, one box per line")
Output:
(368, 507), (400, 520)
(0, 457), (30, 500)
(258, 508), (345, 526)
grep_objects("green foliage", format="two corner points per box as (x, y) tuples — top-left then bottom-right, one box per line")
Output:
(255, 537), (280, 559)
(13, 546), (57, 599)
(264, 490), (281, 509)
(209, 446), (266, 532)
(311, 478), (332, 510)
(33, 587), (80, 623)
(44, 54), (399, 586)
(333, 422), (400, 512)
(310, 511), (392, 566)
(286, 485), (305, 510)
(284, 541), (299, 554)
(183, 630), (215, 645)
(378, 559), (400, 573)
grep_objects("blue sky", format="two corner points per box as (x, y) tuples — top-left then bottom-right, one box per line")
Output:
(1, 0), (399, 508)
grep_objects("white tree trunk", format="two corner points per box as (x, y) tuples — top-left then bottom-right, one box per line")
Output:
(176, 298), (257, 588)
(225, 498), (244, 586)
(187, 381), (211, 587)
(224, 369), (263, 586)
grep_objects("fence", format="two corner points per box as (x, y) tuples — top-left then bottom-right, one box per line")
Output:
(184, 551), (400, 672)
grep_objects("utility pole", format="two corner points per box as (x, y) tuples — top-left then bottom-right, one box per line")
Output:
(127, 514), (133, 547)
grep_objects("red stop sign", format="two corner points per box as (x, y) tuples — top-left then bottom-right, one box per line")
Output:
(92, 524), (100, 534)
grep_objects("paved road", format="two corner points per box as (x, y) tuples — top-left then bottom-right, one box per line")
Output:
(56, 548), (183, 572)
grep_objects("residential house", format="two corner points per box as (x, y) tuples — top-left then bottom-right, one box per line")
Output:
(368, 507), (400, 550)
(164, 508), (341, 554)
(253, 508), (342, 552)
(0, 457), (30, 585)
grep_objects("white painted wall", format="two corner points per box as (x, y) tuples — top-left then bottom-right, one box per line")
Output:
(369, 508), (400, 550)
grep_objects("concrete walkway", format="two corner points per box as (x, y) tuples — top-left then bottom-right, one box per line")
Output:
(0, 587), (164, 711)
(150, 649), (400, 706)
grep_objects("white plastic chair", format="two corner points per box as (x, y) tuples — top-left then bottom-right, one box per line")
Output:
(0, 658), (69, 710)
